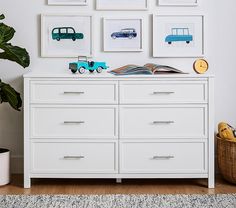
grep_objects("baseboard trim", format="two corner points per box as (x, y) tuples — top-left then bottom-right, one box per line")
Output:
(11, 155), (23, 174)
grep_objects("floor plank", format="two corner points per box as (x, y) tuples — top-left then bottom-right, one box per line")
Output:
(0, 175), (236, 195)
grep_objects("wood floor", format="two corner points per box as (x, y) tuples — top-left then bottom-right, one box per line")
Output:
(0, 175), (236, 195)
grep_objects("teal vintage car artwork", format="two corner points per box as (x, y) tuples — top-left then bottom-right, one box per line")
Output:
(69, 56), (109, 74)
(52, 27), (84, 41)
(165, 28), (193, 44)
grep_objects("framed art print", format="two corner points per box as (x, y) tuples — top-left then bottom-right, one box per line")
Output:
(153, 15), (204, 57)
(48, 0), (88, 5)
(158, 0), (198, 6)
(97, 0), (148, 10)
(103, 17), (144, 52)
(41, 13), (93, 57)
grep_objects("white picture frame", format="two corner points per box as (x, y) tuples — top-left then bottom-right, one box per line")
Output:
(48, 0), (88, 6)
(96, 0), (148, 10)
(153, 14), (204, 58)
(41, 13), (93, 58)
(103, 17), (144, 52)
(158, 0), (198, 6)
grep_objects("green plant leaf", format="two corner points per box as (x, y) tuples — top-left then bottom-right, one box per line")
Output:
(0, 81), (22, 111)
(0, 43), (30, 68)
(0, 23), (15, 43)
(0, 14), (30, 111)
(0, 17), (30, 68)
(0, 14), (5, 20)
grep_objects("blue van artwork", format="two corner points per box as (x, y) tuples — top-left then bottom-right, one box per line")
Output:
(69, 56), (109, 74)
(111, 28), (137, 39)
(165, 28), (193, 44)
(52, 27), (84, 41)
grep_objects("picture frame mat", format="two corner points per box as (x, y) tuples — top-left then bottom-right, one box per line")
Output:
(103, 17), (144, 52)
(96, 0), (148, 10)
(158, 0), (198, 6)
(41, 13), (93, 57)
(153, 14), (204, 57)
(48, 0), (88, 6)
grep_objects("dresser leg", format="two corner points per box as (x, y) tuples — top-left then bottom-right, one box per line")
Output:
(24, 176), (31, 188)
(116, 178), (122, 183)
(208, 176), (215, 188)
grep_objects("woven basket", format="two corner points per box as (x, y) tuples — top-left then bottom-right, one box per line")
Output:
(217, 134), (236, 184)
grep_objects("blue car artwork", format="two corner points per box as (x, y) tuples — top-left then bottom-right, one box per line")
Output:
(165, 28), (193, 44)
(111, 28), (137, 39)
(69, 56), (109, 74)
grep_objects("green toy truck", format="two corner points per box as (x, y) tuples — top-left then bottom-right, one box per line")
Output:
(69, 56), (109, 74)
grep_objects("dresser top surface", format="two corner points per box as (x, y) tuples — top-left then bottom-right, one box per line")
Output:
(23, 71), (214, 79)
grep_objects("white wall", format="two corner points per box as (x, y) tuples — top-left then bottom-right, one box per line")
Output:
(0, 0), (236, 173)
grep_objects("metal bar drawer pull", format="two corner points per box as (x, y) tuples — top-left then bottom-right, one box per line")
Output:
(153, 91), (175, 95)
(64, 121), (85, 124)
(153, 121), (174, 124)
(64, 91), (85, 94)
(64, 156), (85, 159)
(153, 156), (175, 160)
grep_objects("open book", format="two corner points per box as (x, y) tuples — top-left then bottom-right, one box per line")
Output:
(109, 63), (187, 75)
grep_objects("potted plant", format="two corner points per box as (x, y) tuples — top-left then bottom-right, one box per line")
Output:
(0, 14), (30, 186)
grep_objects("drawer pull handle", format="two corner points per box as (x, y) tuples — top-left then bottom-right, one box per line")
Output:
(64, 121), (85, 124)
(64, 92), (85, 94)
(153, 91), (174, 95)
(64, 156), (85, 159)
(153, 121), (174, 124)
(153, 156), (174, 160)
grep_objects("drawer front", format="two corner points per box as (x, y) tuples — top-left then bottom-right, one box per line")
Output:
(120, 81), (207, 104)
(120, 105), (207, 139)
(120, 141), (207, 173)
(30, 81), (118, 104)
(31, 106), (118, 139)
(31, 141), (118, 173)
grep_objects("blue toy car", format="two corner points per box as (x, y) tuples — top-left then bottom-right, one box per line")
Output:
(165, 28), (193, 44)
(111, 28), (137, 39)
(69, 56), (109, 74)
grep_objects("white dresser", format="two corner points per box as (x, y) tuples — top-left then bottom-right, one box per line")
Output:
(24, 72), (214, 188)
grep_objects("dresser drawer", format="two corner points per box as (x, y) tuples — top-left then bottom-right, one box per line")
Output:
(30, 81), (118, 104)
(31, 106), (118, 139)
(120, 81), (207, 104)
(120, 141), (207, 174)
(120, 105), (207, 139)
(31, 141), (118, 174)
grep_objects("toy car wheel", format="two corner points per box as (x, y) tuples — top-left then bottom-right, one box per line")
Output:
(168, 42), (171, 44)
(78, 67), (86, 74)
(111, 35), (116, 39)
(186, 41), (190, 44)
(57, 37), (60, 41)
(72, 37), (76, 41)
(96, 67), (103, 73)
(89, 70), (94, 73)
(71, 69), (77, 74)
